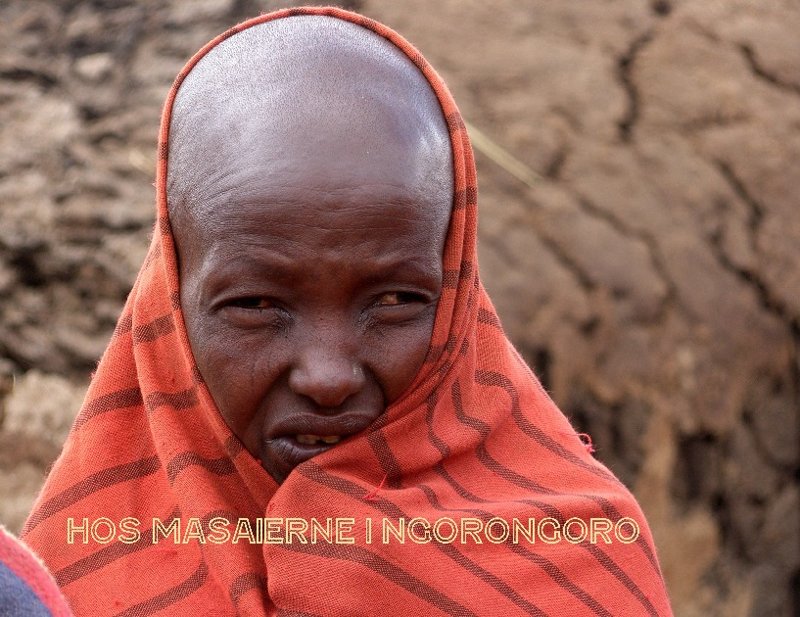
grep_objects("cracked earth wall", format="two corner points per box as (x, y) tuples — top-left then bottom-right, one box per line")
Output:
(1, 1), (798, 616)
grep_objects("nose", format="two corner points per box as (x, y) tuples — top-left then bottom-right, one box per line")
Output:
(288, 345), (366, 409)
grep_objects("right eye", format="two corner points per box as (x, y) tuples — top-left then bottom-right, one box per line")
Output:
(218, 296), (290, 332)
(228, 297), (274, 310)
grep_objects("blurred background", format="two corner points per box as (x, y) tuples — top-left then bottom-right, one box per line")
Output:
(0, 1), (798, 615)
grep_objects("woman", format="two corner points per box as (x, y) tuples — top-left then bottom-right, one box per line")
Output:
(23, 7), (673, 616)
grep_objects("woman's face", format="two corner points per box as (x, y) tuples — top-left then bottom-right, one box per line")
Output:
(171, 72), (453, 483)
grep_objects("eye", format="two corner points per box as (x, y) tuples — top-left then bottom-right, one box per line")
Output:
(218, 296), (290, 332)
(375, 292), (425, 306)
(365, 290), (432, 327)
(228, 297), (274, 310)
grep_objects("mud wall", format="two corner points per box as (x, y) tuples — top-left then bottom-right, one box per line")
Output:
(1, 1), (798, 616)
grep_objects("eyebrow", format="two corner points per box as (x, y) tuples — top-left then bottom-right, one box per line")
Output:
(198, 250), (442, 295)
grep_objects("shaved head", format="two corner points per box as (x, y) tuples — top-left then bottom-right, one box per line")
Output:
(166, 15), (453, 234)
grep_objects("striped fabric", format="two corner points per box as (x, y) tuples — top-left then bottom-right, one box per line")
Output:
(22, 7), (673, 616)
(0, 525), (73, 616)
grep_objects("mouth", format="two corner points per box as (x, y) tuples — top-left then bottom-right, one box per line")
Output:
(294, 434), (343, 445)
(260, 412), (377, 482)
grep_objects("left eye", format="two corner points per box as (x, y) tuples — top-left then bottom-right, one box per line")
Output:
(375, 292), (423, 306)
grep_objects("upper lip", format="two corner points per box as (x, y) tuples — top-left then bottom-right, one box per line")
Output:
(265, 412), (378, 441)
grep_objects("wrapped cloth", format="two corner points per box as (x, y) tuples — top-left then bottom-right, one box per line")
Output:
(1, 524), (72, 616)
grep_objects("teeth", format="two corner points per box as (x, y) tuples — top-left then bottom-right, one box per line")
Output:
(295, 434), (342, 445)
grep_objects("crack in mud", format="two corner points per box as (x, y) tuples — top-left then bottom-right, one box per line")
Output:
(710, 161), (797, 335)
(740, 43), (800, 96)
(617, 31), (654, 143)
(714, 160), (763, 251)
(572, 192), (679, 323)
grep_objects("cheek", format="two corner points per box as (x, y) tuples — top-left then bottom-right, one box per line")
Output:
(183, 309), (285, 442)
(367, 312), (436, 404)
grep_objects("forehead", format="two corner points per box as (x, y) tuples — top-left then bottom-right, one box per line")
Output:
(193, 194), (447, 287)
(178, 162), (450, 283)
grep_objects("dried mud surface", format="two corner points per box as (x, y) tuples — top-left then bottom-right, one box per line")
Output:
(1, 1), (798, 616)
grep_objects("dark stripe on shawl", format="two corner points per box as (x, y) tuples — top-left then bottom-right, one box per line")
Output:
(157, 215), (172, 237)
(476, 307), (502, 329)
(414, 483), (614, 617)
(475, 370), (617, 483)
(54, 508), (180, 587)
(442, 261), (474, 289)
(230, 571), (266, 607)
(445, 112), (466, 133)
(75, 387), (143, 429)
(299, 463), (549, 617)
(224, 434), (245, 458)
(453, 187), (478, 211)
(381, 412), (611, 616)
(279, 541), (479, 617)
(365, 431), (403, 489)
(23, 456), (161, 534)
(141, 240), (162, 269)
(581, 542), (661, 617)
(428, 333), (460, 359)
(448, 380), (557, 495)
(475, 370), (663, 574)
(421, 419), (656, 617)
(442, 270), (459, 289)
(145, 387), (198, 413)
(132, 314), (175, 344)
(431, 386), (661, 616)
(114, 561), (208, 617)
(113, 313), (133, 337)
(166, 452), (235, 484)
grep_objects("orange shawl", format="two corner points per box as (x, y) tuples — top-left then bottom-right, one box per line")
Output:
(23, 7), (673, 616)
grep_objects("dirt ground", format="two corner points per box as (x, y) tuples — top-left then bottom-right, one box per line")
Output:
(1, 1), (798, 615)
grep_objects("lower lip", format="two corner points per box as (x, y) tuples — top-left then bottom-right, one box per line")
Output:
(261, 436), (340, 478)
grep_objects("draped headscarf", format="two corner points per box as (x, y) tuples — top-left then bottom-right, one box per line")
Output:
(23, 7), (673, 616)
